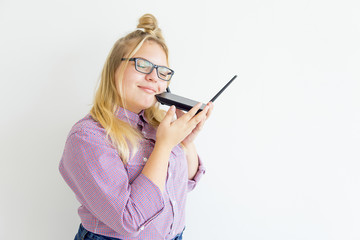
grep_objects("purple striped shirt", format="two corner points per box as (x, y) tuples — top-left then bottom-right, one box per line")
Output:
(59, 107), (205, 239)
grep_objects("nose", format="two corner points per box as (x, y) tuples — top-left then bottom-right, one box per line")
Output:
(144, 67), (159, 82)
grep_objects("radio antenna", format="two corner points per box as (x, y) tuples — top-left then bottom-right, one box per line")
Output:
(209, 75), (237, 102)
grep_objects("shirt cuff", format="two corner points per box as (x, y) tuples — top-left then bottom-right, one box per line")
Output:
(187, 156), (206, 192)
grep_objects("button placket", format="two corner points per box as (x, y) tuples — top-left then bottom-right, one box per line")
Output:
(166, 160), (178, 235)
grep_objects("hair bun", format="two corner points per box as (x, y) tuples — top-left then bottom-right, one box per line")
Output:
(137, 13), (160, 35)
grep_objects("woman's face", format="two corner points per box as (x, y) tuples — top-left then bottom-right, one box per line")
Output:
(115, 41), (169, 113)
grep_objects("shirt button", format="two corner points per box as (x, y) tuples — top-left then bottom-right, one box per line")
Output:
(140, 226), (145, 231)
(143, 157), (148, 162)
(168, 172), (172, 177)
(172, 200), (177, 206)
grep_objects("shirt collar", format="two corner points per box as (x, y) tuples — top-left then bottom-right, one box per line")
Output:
(115, 106), (156, 141)
(115, 106), (147, 127)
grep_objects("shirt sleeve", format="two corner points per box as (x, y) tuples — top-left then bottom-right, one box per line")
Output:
(187, 156), (206, 192)
(59, 127), (164, 236)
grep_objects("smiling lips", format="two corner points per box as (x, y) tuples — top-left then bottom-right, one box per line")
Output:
(139, 86), (157, 94)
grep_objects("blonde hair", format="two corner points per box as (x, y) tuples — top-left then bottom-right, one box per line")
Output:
(90, 14), (169, 164)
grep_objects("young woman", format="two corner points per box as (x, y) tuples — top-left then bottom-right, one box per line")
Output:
(59, 13), (213, 240)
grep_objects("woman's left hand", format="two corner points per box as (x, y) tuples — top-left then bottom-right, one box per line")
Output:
(175, 102), (214, 147)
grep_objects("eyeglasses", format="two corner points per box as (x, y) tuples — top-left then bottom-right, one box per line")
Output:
(121, 57), (174, 81)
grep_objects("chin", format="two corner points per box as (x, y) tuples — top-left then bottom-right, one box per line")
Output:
(141, 99), (157, 111)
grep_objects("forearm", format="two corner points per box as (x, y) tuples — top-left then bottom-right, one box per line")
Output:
(141, 142), (172, 192)
(183, 142), (199, 180)
(144, 103), (208, 189)
(60, 131), (166, 235)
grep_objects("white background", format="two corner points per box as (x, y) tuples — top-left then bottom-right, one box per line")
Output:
(1, 0), (359, 239)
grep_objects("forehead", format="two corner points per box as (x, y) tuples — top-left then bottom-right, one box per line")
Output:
(133, 41), (168, 66)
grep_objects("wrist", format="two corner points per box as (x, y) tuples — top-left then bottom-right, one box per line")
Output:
(181, 142), (196, 152)
(154, 140), (174, 153)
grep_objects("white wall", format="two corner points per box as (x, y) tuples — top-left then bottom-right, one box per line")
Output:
(1, 0), (359, 239)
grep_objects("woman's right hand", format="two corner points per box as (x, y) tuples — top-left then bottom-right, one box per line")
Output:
(156, 103), (210, 150)
(142, 103), (209, 191)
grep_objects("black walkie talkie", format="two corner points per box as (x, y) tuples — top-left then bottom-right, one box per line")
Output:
(155, 75), (237, 112)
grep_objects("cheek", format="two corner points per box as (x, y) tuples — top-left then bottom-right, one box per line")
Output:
(159, 81), (168, 92)
(121, 70), (137, 92)
(119, 63), (138, 87)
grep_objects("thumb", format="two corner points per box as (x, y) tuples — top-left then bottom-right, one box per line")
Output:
(162, 105), (176, 125)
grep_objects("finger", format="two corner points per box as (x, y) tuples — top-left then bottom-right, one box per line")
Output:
(196, 105), (211, 130)
(162, 105), (176, 125)
(176, 102), (202, 123)
(186, 113), (207, 139)
(188, 105), (209, 127)
(184, 102), (203, 120)
(194, 117), (206, 132)
(205, 102), (214, 119)
(175, 108), (184, 119)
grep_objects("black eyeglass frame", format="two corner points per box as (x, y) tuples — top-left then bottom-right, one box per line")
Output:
(121, 57), (174, 81)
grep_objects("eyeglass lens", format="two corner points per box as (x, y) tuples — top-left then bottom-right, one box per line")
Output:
(135, 58), (173, 81)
